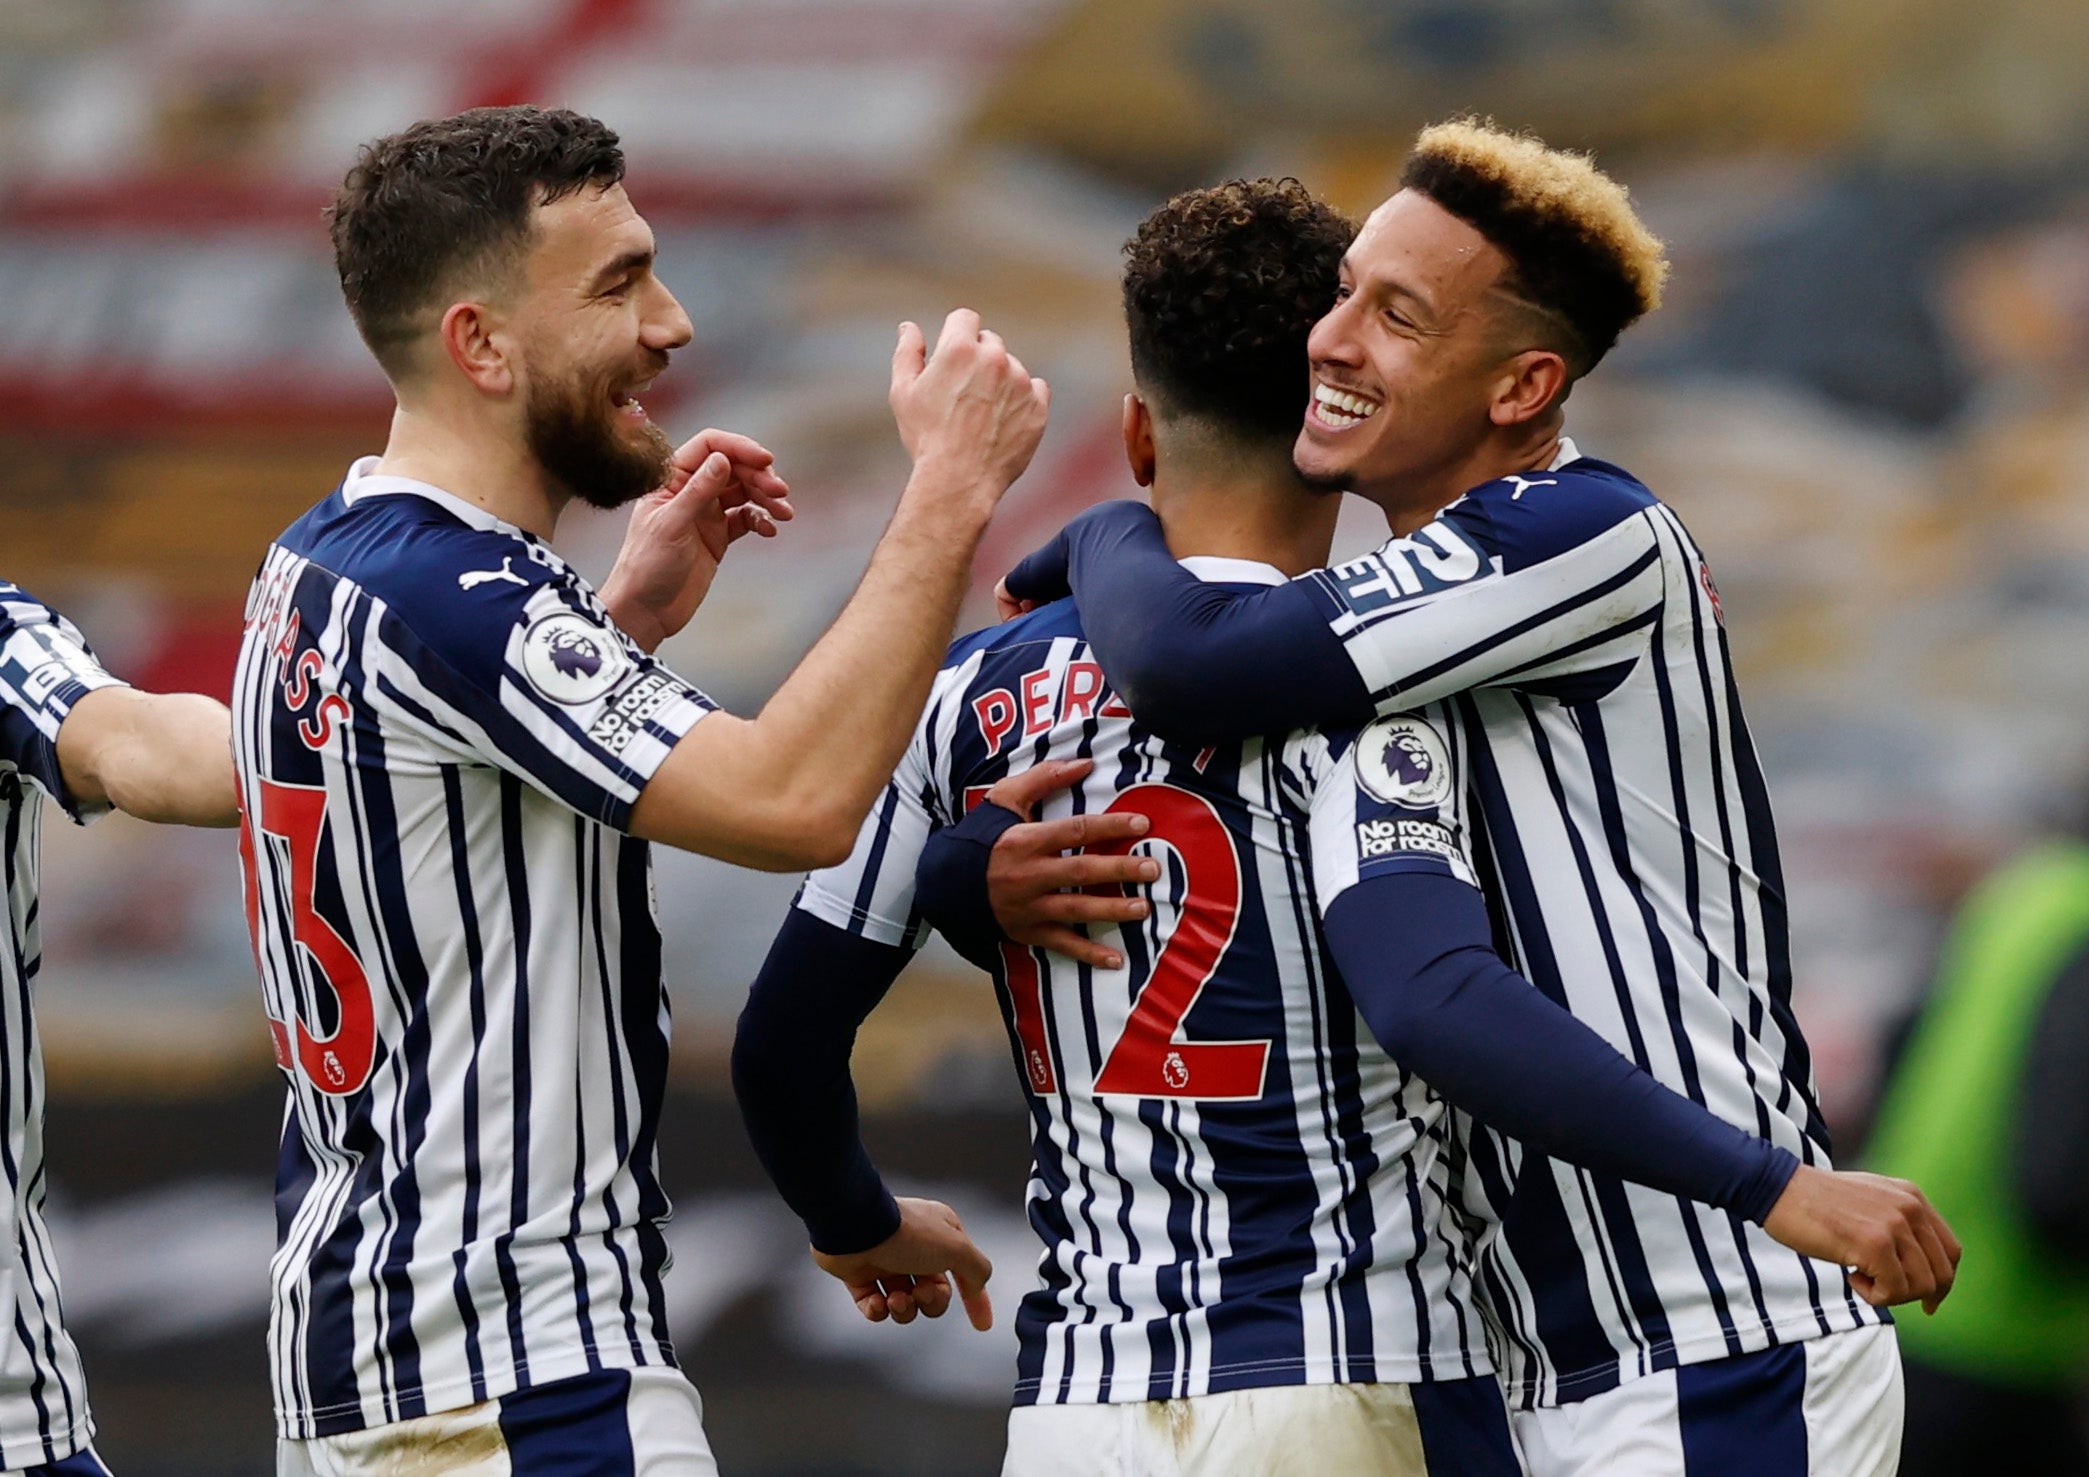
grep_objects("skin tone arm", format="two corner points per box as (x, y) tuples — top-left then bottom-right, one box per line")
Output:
(628, 310), (1050, 872)
(56, 687), (237, 828)
(969, 766), (1961, 1313)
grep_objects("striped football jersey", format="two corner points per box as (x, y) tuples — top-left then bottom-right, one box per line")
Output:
(232, 460), (716, 1438)
(797, 557), (1493, 1408)
(0, 584), (125, 1467)
(1296, 441), (1886, 1407)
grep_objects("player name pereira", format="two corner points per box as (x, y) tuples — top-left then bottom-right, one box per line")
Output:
(970, 658), (1132, 755)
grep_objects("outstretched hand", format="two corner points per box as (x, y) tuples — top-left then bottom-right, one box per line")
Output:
(1762, 1164), (1963, 1314)
(601, 429), (794, 652)
(813, 1196), (995, 1331)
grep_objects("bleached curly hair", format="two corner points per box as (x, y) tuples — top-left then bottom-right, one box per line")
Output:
(1401, 119), (1668, 377)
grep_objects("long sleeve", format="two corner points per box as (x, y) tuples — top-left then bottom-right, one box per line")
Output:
(1324, 873), (1798, 1223)
(1004, 459), (1668, 745)
(732, 909), (912, 1254)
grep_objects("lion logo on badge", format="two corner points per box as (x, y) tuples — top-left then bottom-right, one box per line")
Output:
(1354, 717), (1454, 809)
(521, 611), (628, 705)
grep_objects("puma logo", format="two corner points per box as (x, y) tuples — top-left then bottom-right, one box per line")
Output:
(1504, 475), (1557, 500)
(458, 557), (527, 591)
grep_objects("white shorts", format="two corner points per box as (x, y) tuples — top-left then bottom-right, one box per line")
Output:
(1003, 1376), (1521, 1477)
(276, 1367), (717, 1477)
(1513, 1324), (1903, 1477)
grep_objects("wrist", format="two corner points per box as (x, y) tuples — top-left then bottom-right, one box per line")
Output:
(600, 582), (668, 654)
(899, 453), (1002, 534)
(807, 1183), (903, 1257)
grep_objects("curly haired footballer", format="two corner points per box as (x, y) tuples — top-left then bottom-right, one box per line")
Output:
(1400, 118), (1666, 381)
(1123, 178), (1356, 444)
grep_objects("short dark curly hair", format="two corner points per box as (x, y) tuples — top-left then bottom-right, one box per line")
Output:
(328, 106), (626, 377)
(1123, 179), (1356, 443)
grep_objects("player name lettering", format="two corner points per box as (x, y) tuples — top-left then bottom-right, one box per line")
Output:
(972, 659), (1132, 754)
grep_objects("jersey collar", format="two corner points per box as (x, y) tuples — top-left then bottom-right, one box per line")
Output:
(1177, 555), (1289, 586)
(1549, 436), (1582, 470)
(338, 456), (536, 542)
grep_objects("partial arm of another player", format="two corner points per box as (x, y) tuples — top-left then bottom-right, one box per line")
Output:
(1321, 874), (1961, 1311)
(999, 488), (1663, 744)
(733, 910), (995, 1330)
(629, 313), (1050, 872)
(998, 502), (1372, 744)
(56, 687), (237, 827)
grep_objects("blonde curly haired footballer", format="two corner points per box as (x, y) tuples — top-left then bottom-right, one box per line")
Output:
(1401, 118), (1669, 383)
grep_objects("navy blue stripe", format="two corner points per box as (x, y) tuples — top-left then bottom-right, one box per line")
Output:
(585, 832), (647, 1363)
(1676, 1342), (1808, 1477)
(2, 790), (72, 1459)
(497, 1368), (636, 1475)
(1511, 691), (1670, 1362)
(612, 837), (674, 1352)
(435, 768), (493, 1400)
(1660, 514), (1823, 1335)
(846, 786), (904, 936)
(1413, 1374), (1521, 1477)
(1359, 543), (1661, 703)
(564, 824), (602, 1369)
(493, 773), (534, 1382)
(330, 614), (433, 1416)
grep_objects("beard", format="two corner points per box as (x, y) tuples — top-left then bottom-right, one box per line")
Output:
(524, 361), (674, 511)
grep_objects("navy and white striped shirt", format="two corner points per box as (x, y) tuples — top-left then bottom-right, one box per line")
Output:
(232, 460), (715, 1438)
(1294, 443), (1887, 1406)
(0, 585), (124, 1467)
(799, 559), (1493, 1407)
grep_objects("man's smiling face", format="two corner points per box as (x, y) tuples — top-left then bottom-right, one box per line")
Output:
(513, 181), (694, 509)
(1294, 189), (1523, 503)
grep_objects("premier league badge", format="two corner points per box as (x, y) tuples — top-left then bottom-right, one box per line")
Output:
(521, 611), (628, 705)
(1354, 716), (1454, 809)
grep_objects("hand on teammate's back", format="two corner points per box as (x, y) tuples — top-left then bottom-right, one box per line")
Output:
(1762, 1165), (1963, 1313)
(812, 1196), (996, 1331)
(974, 759), (1159, 970)
(600, 428), (793, 653)
(888, 310), (1050, 521)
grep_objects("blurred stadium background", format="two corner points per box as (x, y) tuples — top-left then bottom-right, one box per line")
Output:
(4, 0), (2089, 1471)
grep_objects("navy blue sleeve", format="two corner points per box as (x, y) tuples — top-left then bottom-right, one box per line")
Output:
(732, 909), (910, 1255)
(1325, 872), (1800, 1224)
(912, 802), (1025, 972)
(1003, 501), (1371, 744)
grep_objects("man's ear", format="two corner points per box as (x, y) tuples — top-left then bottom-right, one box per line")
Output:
(1489, 348), (1569, 428)
(438, 300), (516, 397)
(1122, 393), (1157, 487)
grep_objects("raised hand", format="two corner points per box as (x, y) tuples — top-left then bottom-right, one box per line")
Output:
(888, 311), (1050, 527)
(601, 428), (793, 652)
(1762, 1164), (1963, 1313)
(980, 759), (1160, 970)
(812, 1196), (995, 1331)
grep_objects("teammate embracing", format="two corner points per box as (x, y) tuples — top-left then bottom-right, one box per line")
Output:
(733, 177), (1951, 1475)
(972, 121), (1954, 1474)
(1, 585), (236, 1475)
(236, 106), (1045, 1472)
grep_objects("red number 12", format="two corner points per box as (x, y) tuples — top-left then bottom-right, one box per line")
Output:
(1000, 782), (1270, 1102)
